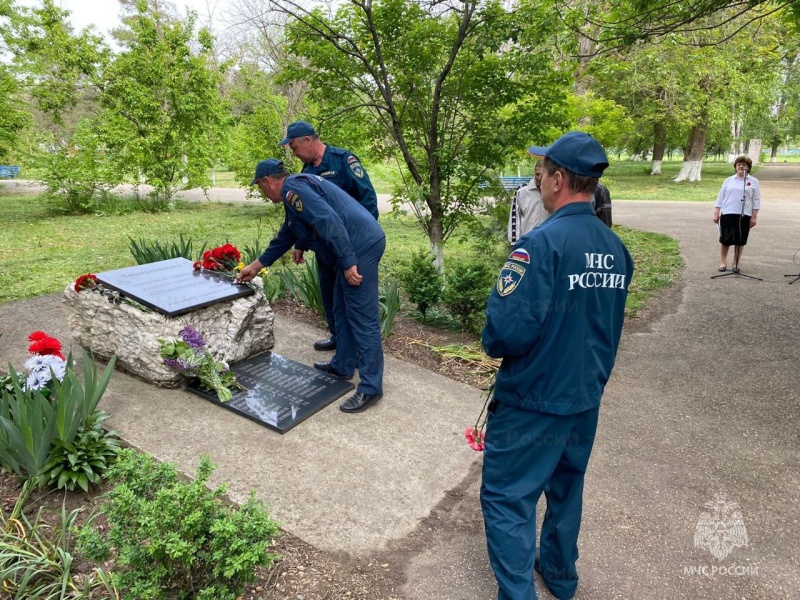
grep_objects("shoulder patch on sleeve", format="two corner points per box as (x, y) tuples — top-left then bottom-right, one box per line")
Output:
(497, 261), (526, 297)
(347, 155), (358, 164)
(285, 190), (303, 212)
(509, 248), (530, 264)
(350, 162), (364, 178)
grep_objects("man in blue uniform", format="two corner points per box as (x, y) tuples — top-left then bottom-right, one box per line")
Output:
(480, 132), (633, 600)
(278, 121), (379, 353)
(238, 159), (386, 413)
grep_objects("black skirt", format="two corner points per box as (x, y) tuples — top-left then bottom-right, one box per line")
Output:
(719, 213), (751, 246)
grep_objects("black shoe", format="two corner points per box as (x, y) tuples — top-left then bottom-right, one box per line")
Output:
(313, 337), (337, 351)
(534, 555), (575, 600)
(340, 392), (383, 413)
(313, 361), (352, 380)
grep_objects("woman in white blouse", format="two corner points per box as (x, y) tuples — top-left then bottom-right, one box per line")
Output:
(712, 156), (760, 272)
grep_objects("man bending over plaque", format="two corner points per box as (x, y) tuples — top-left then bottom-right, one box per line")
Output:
(237, 159), (386, 414)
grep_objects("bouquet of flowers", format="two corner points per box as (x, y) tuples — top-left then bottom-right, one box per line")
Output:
(464, 381), (495, 452)
(74, 273), (151, 312)
(158, 325), (242, 402)
(193, 243), (241, 273)
(193, 243), (267, 292)
(1, 331), (69, 395)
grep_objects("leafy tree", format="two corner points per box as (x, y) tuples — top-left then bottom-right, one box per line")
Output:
(224, 62), (290, 187)
(590, 10), (782, 181)
(0, 66), (29, 163)
(3, 0), (113, 206)
(562, 0), (798, 50)
(99, 1), (228, 203)
(277, 0), (569, 269)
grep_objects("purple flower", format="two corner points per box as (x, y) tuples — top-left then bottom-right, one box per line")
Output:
(179, 325), (207, 350)
(163, 357), (191, 372)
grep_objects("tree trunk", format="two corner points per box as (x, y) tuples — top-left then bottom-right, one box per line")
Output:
(428, 210), (445, 274)
(674, 122), (706, 182)
(770, 135), (779, 163)
(651, 122), (666, 175)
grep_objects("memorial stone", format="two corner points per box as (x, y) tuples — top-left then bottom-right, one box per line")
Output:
(187, 352), (354, 433)
(96, 257), (254, 316)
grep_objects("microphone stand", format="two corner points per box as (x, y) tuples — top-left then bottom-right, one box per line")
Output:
(711, 168), (762, 281)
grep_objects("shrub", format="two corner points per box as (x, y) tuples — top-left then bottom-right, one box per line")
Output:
(442, 257), (496, 333)
(398, 249), (442, 320)
(79, 450), (280, 600)
(39, 118), (121, 215)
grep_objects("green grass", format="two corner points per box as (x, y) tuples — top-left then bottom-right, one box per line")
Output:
(616, 225), (682, 316)
(603, 160), (739, 201)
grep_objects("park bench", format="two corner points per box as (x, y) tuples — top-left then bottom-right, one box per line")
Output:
(0, 166), (21, 178)
(478, 176), (533, 190)
(499, 176), (531, 190)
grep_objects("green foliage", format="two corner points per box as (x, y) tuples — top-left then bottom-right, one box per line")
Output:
(277, 256), (325, 317)
(442, 257), (496, 333)
(0, 66), (30, 164)
(0, 496), (118, 599)
(239, 219), (270, 265)
(224, 64), (288, 187)
(129, 233), (207, 265)
(79, 449), (280, 600)
(565, 92), (636, 150)
(99, 4), (228, 203)
(0, 368), (57, 483)
(263, 271), (288, 304)
(41, 411), (120, 492)
(284, 0), (570, 265)
(0, 353), (118, 490)
(398, 249), (442, 320)
(38, 118), (122, 214)
(379, 277), (401, 340)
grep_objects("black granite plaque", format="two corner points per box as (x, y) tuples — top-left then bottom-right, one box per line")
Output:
(96, 258), (253, 316)
(187, 352), (354, 433)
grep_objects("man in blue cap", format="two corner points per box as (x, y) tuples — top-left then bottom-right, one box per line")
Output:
(480, 131), (633, 600)
(278, 120), (379, 353)
(238, 159), (386, 413)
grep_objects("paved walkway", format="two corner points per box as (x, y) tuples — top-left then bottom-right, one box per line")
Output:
(1, 164), (798, 599)
(403, 163), (800, 599)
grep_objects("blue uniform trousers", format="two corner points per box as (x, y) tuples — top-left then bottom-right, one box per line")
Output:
(317, 258), (337, 342)
(480, 401), (599, 600)
(329, 237), (385, 395)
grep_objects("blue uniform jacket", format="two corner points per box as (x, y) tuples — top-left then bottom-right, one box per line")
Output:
(481, 202), (633, 415)
(302, 146), (379, 220)
(258, 174), (384, 271)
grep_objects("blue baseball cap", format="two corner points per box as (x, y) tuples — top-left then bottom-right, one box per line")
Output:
(278, 121), (317, 145)
(527, 131), (609, 178)
(250, 159), (285, 185)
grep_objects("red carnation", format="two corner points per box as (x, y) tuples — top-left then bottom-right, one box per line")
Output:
(75, 273), (98, 292)
(28, 331), (48, 341)
(28, 335), (65, 360)
(220, 244), (241, 262)
(193, 260), (202, 270)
